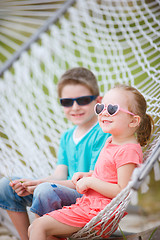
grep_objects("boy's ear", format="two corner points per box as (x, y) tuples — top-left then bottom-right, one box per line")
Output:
(96, 96), (103, 103)
(129, 115), (141, 128)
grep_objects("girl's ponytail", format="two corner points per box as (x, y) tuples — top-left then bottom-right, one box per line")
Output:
(137, 114), (154, 147)
(114, 84), (154, 147)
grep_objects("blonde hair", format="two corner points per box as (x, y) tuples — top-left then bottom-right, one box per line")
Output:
(57, 67), (99, 98)
(114, 84), (154, 147)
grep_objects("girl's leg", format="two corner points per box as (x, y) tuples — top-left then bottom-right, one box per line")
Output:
(7, 210), (30, 240)
(34, 213), (39, 218)
(28, 215), (81, 240)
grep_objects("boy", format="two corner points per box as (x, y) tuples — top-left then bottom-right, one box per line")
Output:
(0, 67), (110, 240)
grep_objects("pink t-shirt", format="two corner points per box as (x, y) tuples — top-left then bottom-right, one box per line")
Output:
(93, 136), (143, 184)
(47, 137), (143, 227)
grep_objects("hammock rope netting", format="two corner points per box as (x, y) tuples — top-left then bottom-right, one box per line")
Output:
(0, 0), (67, 69)
(0, 0), (160, 239)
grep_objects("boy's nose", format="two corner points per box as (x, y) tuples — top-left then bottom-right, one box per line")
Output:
(72, 100), (80, 109)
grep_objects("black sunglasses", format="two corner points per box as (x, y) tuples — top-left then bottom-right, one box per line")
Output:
(60, 95), (98, 107)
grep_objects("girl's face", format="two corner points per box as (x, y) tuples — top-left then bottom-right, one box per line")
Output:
(98, 88), (135, 137)
(61, 84), (99, 127)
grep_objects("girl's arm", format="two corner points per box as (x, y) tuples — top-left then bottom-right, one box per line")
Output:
(72, 171), (93, 185)
(76, 163), (136, 198)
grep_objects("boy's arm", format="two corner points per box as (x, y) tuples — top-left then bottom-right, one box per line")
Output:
(12, 130), (73, 196)
(12, 164), (71, 196)
(21, 177), (76, 195)
(45, 164), (68, 181)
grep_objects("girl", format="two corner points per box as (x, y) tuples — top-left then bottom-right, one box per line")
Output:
(28, 84), (154, 240)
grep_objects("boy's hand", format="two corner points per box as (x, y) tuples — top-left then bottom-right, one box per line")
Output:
(9, 179), (41, 196)
(76, 177), (92, 194)
(21, 179), (42, 194)
(9, 179), (32, 197)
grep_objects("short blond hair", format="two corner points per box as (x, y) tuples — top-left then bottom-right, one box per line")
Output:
(58, 67), (99, 97)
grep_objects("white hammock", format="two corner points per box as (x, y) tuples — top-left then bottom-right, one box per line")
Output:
(0, 0), (160, 239)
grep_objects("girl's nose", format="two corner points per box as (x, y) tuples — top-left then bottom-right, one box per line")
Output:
(101, 108), (109, 116)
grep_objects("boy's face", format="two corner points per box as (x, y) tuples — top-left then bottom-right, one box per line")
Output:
(61, 84), (99, 127)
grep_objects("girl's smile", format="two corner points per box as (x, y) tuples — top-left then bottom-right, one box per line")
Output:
(101, 119), (112, 124)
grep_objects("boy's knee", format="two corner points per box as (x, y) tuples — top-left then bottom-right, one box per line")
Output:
(33, 182), (53, 199)
(0, 176), (20, 193)
(0, 177), (10, 188)
(0, 177), (12, 196)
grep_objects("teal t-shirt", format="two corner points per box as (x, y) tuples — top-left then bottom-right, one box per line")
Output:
(57, 123), (111, 179)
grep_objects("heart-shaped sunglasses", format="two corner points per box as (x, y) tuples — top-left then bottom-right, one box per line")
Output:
(94, 103), (135, 116)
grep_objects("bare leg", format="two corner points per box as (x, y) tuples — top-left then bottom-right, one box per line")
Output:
(28, 215), (81, 240)
(7, 210), (30, 240)
(34, 214), (62, 239)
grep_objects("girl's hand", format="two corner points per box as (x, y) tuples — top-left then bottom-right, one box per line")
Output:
(76, 177), (92, 194)
(72, 172), (86, 185)
(72, 171), (93, 185)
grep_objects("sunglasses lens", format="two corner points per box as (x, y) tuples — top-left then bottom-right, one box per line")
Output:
(60, 96), (97, 107)
(107, 104), (118, 115)
(95, 104), (104, 114)
(60, 98), (73, 107)
(77, 96), (93, 105)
